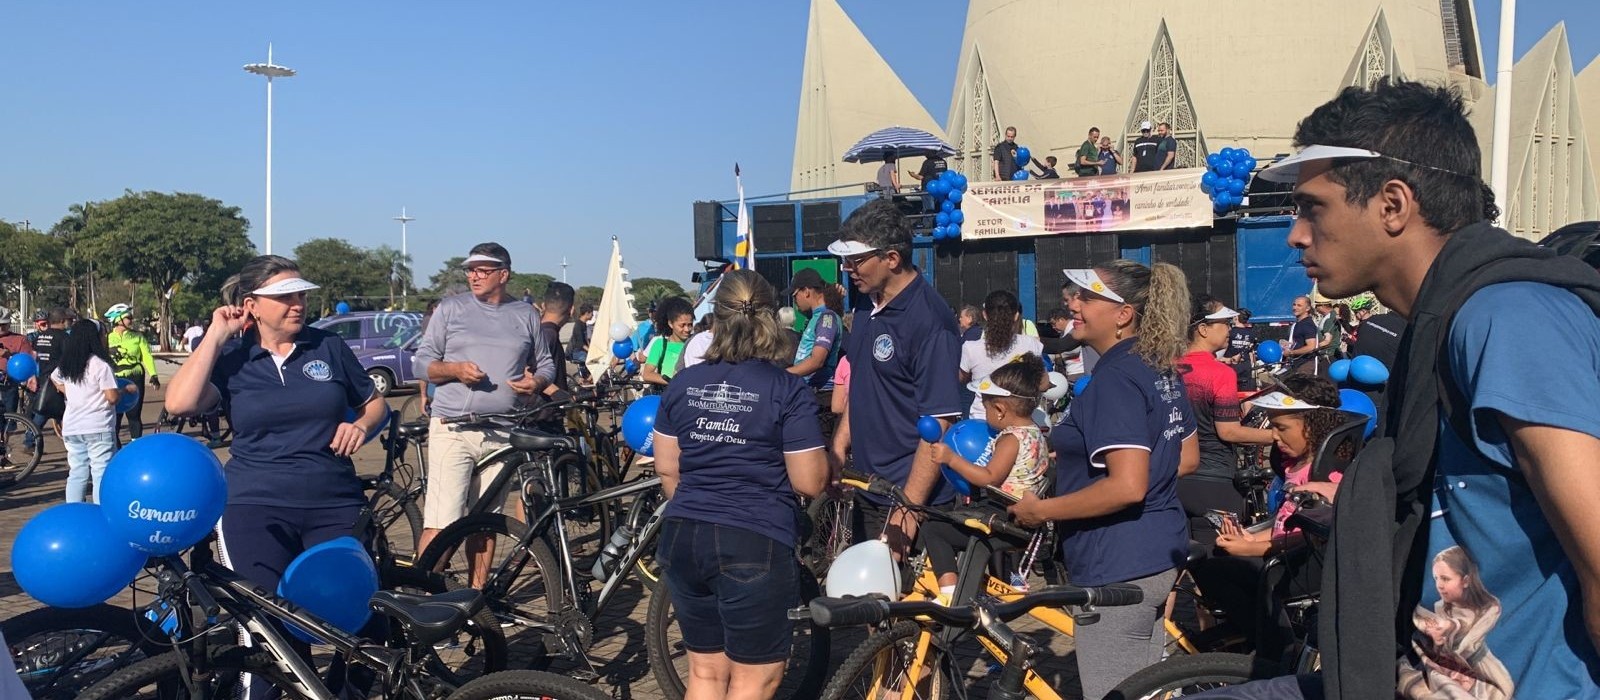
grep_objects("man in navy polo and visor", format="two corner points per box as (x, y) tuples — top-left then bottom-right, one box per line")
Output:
(829, 198), (963, 555)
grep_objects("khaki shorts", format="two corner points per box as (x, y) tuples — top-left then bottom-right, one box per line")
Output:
(422, 417), (512, 530)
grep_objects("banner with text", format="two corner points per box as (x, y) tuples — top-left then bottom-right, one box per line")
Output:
(961, 167), (1211, 240)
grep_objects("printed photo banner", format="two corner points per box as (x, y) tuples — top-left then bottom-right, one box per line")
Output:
(961, 168), (1213, 240)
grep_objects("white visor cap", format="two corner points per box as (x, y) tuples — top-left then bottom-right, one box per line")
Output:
(252, 277), (321, 296)
(1258, 145), (1382, 183)
(1063, 269), (1125, 303)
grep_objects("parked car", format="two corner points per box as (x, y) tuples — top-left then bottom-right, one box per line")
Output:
(312, 311), (424, 352)
(356, 328), (421, 397)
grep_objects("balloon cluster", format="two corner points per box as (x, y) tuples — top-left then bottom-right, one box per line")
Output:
(918, 416), (997, 496)
(607, 321), (641, 373)
(13, 433), (228, 608)
(925, 169), (969, 241)
(1201, 147), (1257, 215)
(1330, 354), (1390, 438)
(1010, 146), (1034, 181)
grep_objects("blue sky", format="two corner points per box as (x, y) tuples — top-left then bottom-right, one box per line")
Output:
(0, 2), (1594, 289)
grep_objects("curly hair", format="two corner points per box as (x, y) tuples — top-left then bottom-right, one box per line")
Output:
(1274, 374), (1348, 472)
(981, 290), (1023, 358)
(1097, 260), (1190, 372)
(984, 352), (1046, 415)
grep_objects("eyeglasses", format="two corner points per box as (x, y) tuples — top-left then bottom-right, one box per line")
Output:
(840, 251), (884, 271)
(466, 267), (507, 279)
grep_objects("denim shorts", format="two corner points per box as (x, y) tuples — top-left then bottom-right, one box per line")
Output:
(657, 518), (799, 664)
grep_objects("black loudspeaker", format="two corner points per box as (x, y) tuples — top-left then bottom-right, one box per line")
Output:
(693, 201), (722, 260)
(801, 201), (841, 252)
(753, 204), (797, 253)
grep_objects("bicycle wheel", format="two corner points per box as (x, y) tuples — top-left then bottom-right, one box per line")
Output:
(542, 451), (612, 565)
(445, 670), (609, 700)
(1108, 652), (1260, 699)
(822, 620), (949, 700)
(626, 487), (664, 591)
(416, 513), (566, 669)
(646, 563), (830, 700)
(4, 604), (165, 700)
(75, 644), (282, 700)
(397, 394), (426, 425)
(364, 480), (423, 565)
(798, 491), (853, 580)
(0, 412), (44, 487)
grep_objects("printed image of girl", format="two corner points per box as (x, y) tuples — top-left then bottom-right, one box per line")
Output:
(1399, 546), (1514, 699)
(922, 354), (1051, 598)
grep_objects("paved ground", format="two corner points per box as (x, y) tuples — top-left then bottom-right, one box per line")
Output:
(0, 368), (1088, 699)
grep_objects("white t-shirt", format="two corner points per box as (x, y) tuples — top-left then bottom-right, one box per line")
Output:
(182, 325), (205, 351)
(51, 355), (118, 437)
(959, 333), (1045, 419)
(682, 331), (714, 368)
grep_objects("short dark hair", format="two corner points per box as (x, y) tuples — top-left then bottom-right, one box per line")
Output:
(47, 307), (72, 324)
(1047, 307), (1072, 323)
(1089, 127), (1100, 134)
(469, 242), (512, 269)
(542, 282), (575, 313)
(1159, 122), (1172, 129)
(839, 198), (913, 267)
(1292, 79), (1486, 233)
(1045, 156), (1058, 166)
(578, 304), (595, 316)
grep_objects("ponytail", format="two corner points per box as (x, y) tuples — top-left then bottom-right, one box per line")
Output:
(1098, 259), (1190, 372)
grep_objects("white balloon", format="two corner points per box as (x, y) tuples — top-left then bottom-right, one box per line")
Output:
(825, 540), (901, 599)
(1043, 372), (1070, 401)
(609, 322), (632, 342)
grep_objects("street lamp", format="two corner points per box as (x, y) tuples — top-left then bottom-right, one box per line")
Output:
(243, 43), (296, 254)
(393, 207), (415, 308)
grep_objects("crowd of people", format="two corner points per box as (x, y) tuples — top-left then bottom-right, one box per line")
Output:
(886, 120), (1183, 194)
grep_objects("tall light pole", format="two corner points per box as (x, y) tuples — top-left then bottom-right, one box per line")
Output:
(244, 44), (296, 254)
(561, 257), (569, 284)
(394, 208), (415, 308)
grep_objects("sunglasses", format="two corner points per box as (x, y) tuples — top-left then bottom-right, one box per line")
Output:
(840, 250), (885, 270)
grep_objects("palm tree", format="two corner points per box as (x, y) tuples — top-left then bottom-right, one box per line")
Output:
(372, 245), (413, 310)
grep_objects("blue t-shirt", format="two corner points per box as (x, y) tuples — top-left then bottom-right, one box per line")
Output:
(1402, 283), (1600, 698)
(655, 360), (825, 547)
(632, 320), (655, 352)
(795, 307), (843, 390)
(1099, 148), (1118, 175)
(1050, 338), (1191, 586)
(845, 273), (963, 503)
(211, 326), (376, 508)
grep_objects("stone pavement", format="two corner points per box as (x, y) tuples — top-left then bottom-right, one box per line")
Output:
(0, 384), (1087, 699)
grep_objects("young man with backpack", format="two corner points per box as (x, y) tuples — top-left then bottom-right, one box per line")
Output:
(1193, 79), (1600, 699)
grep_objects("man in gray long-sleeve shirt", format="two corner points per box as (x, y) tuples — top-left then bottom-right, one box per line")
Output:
(413, 242), (556, 558)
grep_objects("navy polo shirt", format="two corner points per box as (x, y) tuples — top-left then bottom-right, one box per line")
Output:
(845, 272), (963, 504)
(1050, 338), (1191, 586)
(654, 359), (825, 548)
(211, 326), (376, 508)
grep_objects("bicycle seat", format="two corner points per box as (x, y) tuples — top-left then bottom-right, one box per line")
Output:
(509, 428), (578, 452)
(368, 588), (484, 647)
(396, 420), (429, 440)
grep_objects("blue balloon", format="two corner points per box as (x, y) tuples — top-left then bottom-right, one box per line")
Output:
(1328, 359), (1352, 383)
(948, 190), (963, 204)
(1221, 147), (1238, 160)
(927, 179), (946, 197)
(1015, 147), (1031, 165)
(1200, 171), (1218, 189)
(1232, 161), (1252, 179)
(100, 433), (227, 555)
(917, 415), (943, 443)
(935, 211), (951, 227)
(1257, 341), (1284, 364)
(951, 172), (968, 190)
(1349, 355), (1390, 385)
(1231, 178), (1249, 195)
(1338, 388), (1378, 438)
(6, 353), (37, 382)
(1012, 170), (1029, 181)
(343, 405), (391, 445)
(1073, 375), (1093, 396)
(622, 395), (660, 457)
(940, 419), (997, 496)
(335, 302), (351, 315)
(114, 378), (140, 414)
(13, 503), (147, 608)
(1206, 153), (1223, 170)
(941, 199), (956, 214)
(950, 210), (965, 225)
(932, 225), (949, 240)
(1242, 157), (1258, 171)
(278, 536), (378, 643)
(939, 169), (958, 184)
(612, 338), (635, 360)
(624, 358), (639, 374)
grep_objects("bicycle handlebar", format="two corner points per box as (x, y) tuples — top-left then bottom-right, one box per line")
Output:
(838, 467), (1033, 541)
(805, 583), (1144, 629)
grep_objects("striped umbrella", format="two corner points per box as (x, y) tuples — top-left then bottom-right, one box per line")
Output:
(842, 126), (957, 164)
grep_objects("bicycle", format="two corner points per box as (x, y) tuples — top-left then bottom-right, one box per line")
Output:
(70, 547), (576, 700)
(0, 409), (44, 490)
(800, 580), (1148, 700)
(151, 405), (232, 447)
(818, 469), (1204, 700)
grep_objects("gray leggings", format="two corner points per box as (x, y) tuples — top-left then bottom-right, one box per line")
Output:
(1075, 567), (1179, 700)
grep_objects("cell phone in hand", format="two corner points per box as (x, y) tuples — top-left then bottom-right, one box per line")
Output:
(1205, 509), (1242, 533)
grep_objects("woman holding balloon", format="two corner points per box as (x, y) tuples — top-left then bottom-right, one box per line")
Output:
(651, 269), (829, 700)
(1008, 262), (1198, 700)
(164, 256), (387, 639)
(50, 319), (132, 503)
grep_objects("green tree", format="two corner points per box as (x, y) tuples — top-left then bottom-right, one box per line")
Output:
(575, 285), (604, 311)
(293, 238), (389, 313)
(509, 273), (554, 302)
(630, 277), (689, 315)
(430, 257), (467, 295)
(79, 191), (255, 350)
(370, 245), (415, 309)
